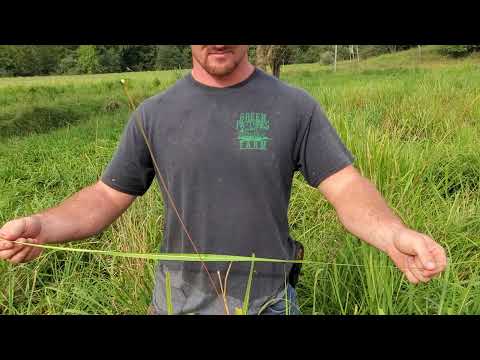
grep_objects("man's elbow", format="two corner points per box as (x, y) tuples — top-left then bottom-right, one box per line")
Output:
(94, 180), (137, 216)
(317, 165), (369, 207)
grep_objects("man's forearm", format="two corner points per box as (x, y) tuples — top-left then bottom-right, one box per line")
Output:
(322, 170), (406, 254)
(32, 182), (133, 244)
(318, 166), (448, 283)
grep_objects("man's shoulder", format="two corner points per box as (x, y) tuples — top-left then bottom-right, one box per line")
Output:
(255, 68), (318, 110)
(136, 69), (319, 115)
(137, 75), (191, 114)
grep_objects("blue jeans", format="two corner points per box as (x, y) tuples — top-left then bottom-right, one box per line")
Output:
(260, 284), (302, 315)
(148, 284), (302, 315)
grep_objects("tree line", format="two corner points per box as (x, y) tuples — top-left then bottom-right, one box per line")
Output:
(1, 45), (478, 78)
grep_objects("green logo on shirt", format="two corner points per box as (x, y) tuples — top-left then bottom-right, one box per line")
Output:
(236, 112), (271, 151)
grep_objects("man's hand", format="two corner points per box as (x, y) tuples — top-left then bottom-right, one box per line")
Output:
(0, 216), (45, 264)
(386, 228), (447, 284)
(319, 165), (448, 284)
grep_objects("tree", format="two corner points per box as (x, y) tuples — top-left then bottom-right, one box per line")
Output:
(97, 46), (122, 73)
(438, 45), (480, 58)
(255, 45), (269, 71)
(155, 46), (190, 70)
(334, 45), (338, 72)
(76, 45), (102, 74)
(269, 45), (290, 78)
(36, 46), (67, 74)
(56, 52), (79, 74)
(118, 45), (158, 72)
(255, 45), (291, 78)
(0, 46), (16, 76)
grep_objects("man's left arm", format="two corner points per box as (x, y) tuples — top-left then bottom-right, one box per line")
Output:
(318, 164), (447, 284)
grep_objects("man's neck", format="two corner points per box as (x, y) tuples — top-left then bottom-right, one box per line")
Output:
(191, 59), (256, 88)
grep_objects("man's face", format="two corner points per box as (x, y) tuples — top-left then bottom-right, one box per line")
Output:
(191, 45), (249, 77)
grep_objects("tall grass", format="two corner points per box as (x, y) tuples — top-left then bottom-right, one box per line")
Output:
(1, 48), (479, 314)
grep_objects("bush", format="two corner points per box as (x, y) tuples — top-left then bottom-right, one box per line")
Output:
(119, 45), (158, 72)
(0, 68), (11, 77)
(437, 45), (479, 58)
(76, 45), (103, 74)
(287, 46), (323, 64)
(99, 47), (122, 73)
(155, 46), (191, 70)
(297, 46), (321, 63)
(0, 106), (82, 138)
(248, 46), (257, 64)
(103, 99), (122, 112)
(56, 53), (79, 74)
(152, 78), (161, 87)
(319, 51), (335, 65)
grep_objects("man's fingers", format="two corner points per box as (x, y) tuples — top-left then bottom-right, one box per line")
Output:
(404, 268), (419, 284)
(405, 261), (435, 280)
(9, 246), (31, 264)
(24, 248), (42, 262)
(422, 269), (441, 279)
(430, 242), (448, 272)
(0, 219), (26, 241)
(412, 237), (436, 271)
(0, 240), (14, 251)
(423, 246), (446, 277)
(410, 256), (429, 283)
(419, 237), (448, 277)
(0, 238), (28, 261)
(0, 238), (42, 263)
(0, 246), (24, 260)
(20, 239), (42, 262)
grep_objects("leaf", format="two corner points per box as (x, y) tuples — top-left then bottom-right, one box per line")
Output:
(13, 241), (308, 265)
(165, 271), (173, 315)
(242, 253), (255, 315)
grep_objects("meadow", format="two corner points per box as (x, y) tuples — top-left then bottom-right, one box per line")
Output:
(1, 46), (479, 315)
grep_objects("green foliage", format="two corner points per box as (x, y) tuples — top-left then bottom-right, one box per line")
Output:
(0, 45), (67, 76)
(118, 45), (157, 72)
(438, 45), (480, 58)
(2, 45), (479, 77)
(155, 45), (191, 70)
(98, 46), (122, 73)
(248, 45), (257, 64)
(56, 52), (79, 75)
(291, 45), (324, 63)
(319, 50), (335, 65)
(0, 106), (82, 138)
(76, 46), (103, 74)
(0, 46), (15, 77)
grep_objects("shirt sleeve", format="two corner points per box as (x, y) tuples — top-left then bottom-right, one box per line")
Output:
(101, 109), (155, 196)
(295, 102), (355, 188)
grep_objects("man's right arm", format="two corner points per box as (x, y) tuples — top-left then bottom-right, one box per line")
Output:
(0, 181), (136, 264)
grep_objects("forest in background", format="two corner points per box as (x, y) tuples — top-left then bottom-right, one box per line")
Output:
(1, 45), (479, 78)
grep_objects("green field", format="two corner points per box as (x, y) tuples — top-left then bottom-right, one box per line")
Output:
(1, 46), (480, 315)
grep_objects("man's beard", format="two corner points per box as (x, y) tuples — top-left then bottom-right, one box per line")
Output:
(204, 58), (240, 77)
(194, 51), (245, 77)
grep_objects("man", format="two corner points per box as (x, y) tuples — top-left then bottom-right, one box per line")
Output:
(0, 45), (447, 315)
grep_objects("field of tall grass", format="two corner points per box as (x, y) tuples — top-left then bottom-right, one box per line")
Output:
(1, 46), (479, 314)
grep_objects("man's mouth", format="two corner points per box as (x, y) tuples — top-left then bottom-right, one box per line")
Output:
(208, 51), (232, 55)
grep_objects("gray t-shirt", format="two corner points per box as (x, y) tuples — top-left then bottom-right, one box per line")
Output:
(101, 68), (354, 314)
